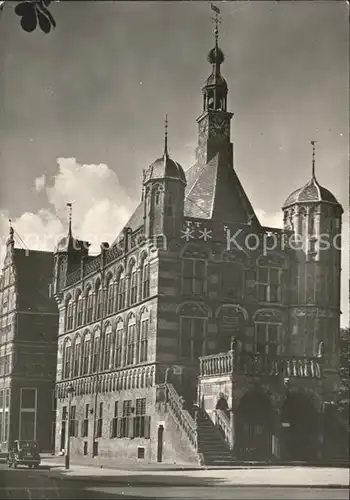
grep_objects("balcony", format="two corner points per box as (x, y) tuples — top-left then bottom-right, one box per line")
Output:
(199, 352), (322, 379)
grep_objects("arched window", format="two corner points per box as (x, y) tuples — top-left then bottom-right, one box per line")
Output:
(114, 321), (124, 369)
(65, 297), (74, 331)
(254, 310), (283, 357)
(182, 248), (208, 296)
(257, 266), (281, 303)
(95, 280), (102, 320)
(117, 270), (126, 311)
(139, 309), (149, 363)
(82, 333), (91, 375)
(103, 325), (112, 371)
(179, 303), (208, 360)
(92, 333), (100, 373)
(106, 275), (115, 316)
(140, 258), (150, 300)
(126, 315), (136, 366)
(76, 292), (83, 327)
(72, 335), (81, 377)
(86, 288), (93, 323)
(63, 340), (72, 379)
(129, 261), (138, 306)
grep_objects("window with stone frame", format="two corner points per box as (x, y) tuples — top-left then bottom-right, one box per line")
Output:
(110, 401), (119, 438)
(182, 259), (206, 296)
(76, 293), (83, 327)
(63, 341), (72, 379)
(66, 298), (74, 331)
(82, 335), (91, 375)
(92, 335), (100, 373)
(114, 323), (124, 368)
(81, 403), (89, 438)
(103, 327), (112, 371)
(69, 405), (78, 437)
(86, 289), (94, 323)
(257, 267), (281, 303)
(141, 259), (150, 300)
(180, 317), (207, 360)
(106, 277), (115, 315)
(95, 281), (103, 320)
(120, 400), (132, 438)
(139, 319), (149, 363)
(72, 337), (81, 377)
(126, 322), (136, 366)
(134, 398), (146, 438)
(254, 322), (280, 357)
(96, 402), (103, 438)
(117, 273), (126, 311)
(165, 193), (173, 216)
(129, 263), (138, 306)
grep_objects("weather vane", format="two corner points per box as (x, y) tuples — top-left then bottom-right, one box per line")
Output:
(211, 3), (221, 45)
(310, 140), (317, 178)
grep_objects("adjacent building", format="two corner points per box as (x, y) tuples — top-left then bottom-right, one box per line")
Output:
(53, 18), (343, 464)
(0, 227), (58, 452)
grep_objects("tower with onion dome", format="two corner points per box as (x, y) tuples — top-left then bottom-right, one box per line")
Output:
(143, 116), (186, 243)
(282, 142), (343, 370)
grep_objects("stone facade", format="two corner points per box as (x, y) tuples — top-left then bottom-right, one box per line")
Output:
(53, 24), (343, 464)
(0, 228), (59, 452)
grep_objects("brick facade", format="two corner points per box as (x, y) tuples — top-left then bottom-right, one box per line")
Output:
(52, 26), (343, 464)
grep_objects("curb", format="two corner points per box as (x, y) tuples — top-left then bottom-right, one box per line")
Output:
(44, 475), (349, 489)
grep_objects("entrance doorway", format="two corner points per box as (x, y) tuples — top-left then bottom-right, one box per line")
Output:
(280, 392), (319, 461)
(235, 390), (274, 460)
(157, 425), (164, 463)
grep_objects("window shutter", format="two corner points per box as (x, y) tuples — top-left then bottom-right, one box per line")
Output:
(74, 420), (79, 437)
(128, 416), (134, 439)
(109, 419), (114, 439)
(144, 416), (151, 439)
(116, 418), (122, 438)
(80, 420), (84, 437)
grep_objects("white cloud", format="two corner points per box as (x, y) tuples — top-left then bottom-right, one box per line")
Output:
(0, 157), (135, 261)
(35, 174), (46, 192)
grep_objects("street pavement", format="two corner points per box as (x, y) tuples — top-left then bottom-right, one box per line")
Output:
(0, 461), (348, 499)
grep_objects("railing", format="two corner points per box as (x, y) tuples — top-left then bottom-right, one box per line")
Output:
(214, 409), (233, 450)
(84, 257), (100, 276)
(199, 351), (234, 377)
(236, 354), (322, 378)
(166, 383), (198, 451)
(105, 243), (124, 264)
(199, 352), (322, 379)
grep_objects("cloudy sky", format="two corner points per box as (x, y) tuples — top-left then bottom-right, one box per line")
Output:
(0, 1), (348, 325)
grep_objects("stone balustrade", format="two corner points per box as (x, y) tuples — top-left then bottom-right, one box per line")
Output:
(166, 383), (198, 451)
(199, 351), (322, 379)
(214, 409), (233, 450)
(199, 351), (234, 377)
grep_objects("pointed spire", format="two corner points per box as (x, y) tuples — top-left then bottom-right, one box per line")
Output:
(8, 218), (13, 239)
(66, 202), (73, 237)
(310, 140), (317, 179)
(164, 114), (169, 158)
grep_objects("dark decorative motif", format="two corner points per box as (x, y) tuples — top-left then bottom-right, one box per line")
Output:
(15, 0), (56, 33)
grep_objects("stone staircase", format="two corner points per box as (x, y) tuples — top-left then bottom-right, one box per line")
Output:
(196, 409), (236, 466)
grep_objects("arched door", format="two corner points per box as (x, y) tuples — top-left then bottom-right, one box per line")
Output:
(280, 392), (320, 461)
(235, 391), (274, 460)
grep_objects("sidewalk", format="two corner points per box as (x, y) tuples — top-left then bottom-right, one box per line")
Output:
(41, 458), (349, 488)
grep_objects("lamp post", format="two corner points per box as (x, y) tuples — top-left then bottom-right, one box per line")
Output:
(65, 383), (75, 470)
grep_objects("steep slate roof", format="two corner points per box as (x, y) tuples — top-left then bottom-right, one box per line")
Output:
(283, 176), (340, 209)
(184, 148), (259, 224)
(13, 249), (57, 313)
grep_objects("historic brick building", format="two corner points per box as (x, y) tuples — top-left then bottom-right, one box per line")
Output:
(53, 20), (343, 465)
(0, 227), (58, 453)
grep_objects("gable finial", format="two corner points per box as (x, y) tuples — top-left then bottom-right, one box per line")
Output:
(66, 202), (73, 237)
(310, 140), (317, 179)
(164, 114), (169, 157)
(211, 3), (221, 48)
